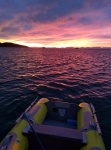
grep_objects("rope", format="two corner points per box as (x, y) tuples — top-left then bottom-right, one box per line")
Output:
(24, 114), (45, 150)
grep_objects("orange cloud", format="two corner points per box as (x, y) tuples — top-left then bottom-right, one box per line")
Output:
(0, 0), (111, 47)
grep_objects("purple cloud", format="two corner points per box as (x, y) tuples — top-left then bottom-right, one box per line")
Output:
(0, 0), (111, 47)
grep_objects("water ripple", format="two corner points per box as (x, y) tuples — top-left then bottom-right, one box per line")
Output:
(0, 48), (111, 148)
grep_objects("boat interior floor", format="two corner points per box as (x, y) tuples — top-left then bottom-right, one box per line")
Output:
(43, 119), (75, 129)
(23, 101), (86, 150)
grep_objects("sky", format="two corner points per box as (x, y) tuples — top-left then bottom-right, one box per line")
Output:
(0, 0), (111, 47)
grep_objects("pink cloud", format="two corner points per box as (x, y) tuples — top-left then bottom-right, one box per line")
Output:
(0, 0), (111, 47)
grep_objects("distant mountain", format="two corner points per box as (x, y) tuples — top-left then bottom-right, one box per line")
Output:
(0, 42), (28, 47)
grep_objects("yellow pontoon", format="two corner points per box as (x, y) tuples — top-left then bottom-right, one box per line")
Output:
(0, 98), (106, 150)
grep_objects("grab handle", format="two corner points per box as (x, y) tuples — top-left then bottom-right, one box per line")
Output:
(0, 132), (17, 150)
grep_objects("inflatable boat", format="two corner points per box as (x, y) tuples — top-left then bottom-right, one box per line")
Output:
(0, 98), (106, 150)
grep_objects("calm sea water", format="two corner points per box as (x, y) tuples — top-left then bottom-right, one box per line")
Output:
(0, 47), (111, 149)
